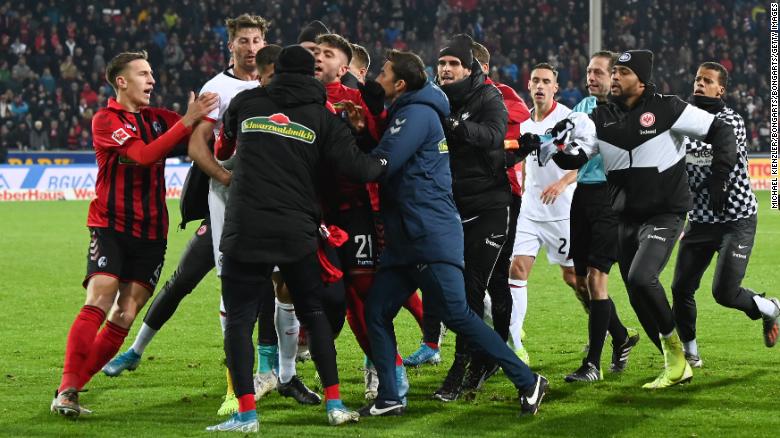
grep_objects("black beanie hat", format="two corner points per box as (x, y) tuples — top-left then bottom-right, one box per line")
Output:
(615, 50), (653, 84)
(275, 45), (316, 76)
(439, 34), (474, 69)
(297, 20), (329, 44)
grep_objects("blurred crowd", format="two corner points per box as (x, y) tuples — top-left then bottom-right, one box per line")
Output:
(0, 0), (770, 156)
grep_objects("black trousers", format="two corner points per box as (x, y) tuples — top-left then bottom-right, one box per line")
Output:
(617, 213), (685, 351)
(485, 196), (522, 342)
(221, 251), (345, 396)
(422, 208), (508, 359)
(143, 220), (215, 330)
(672, 215), (760, 343)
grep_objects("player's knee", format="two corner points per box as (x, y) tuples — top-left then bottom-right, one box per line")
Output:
(711, 283), (735, 307)
(626, 269), (655, 293)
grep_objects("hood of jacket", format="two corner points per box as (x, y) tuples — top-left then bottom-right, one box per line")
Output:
(266, 73), (327, 108)
(389, 81), (450, 120)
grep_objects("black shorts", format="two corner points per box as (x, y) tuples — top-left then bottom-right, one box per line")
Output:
(569, 183), (618, 276)
(333, 207), (377, 272)
(84, 227), (167, 292)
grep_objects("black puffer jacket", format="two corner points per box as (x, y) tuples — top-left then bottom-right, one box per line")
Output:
(439, 61), (509, 219)
(220, 73), (387, 263)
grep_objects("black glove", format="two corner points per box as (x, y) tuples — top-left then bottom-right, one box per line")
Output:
(549, 118), (574, 142)
(706, 175), (729, 213)
(358, 79), (386, 116)
(518, 132), (541, 156)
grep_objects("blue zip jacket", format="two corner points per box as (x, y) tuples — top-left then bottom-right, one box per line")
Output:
(371, 82), (464, 268)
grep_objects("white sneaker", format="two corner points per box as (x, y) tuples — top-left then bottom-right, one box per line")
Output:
(363, 366), (378, 401)
(253, 370), (278, 400)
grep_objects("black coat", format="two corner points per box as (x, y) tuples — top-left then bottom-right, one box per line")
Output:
(220, 73), (386, 263)
(440, 62), (510, 219)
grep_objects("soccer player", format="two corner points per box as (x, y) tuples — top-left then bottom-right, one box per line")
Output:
(508, 63), (580, 365)
(360, 49), (548, 418)
(348, 43), (370, 84)
(551, 50), (738, 388)
(563, 51), (639, 383)
(312, 33), (424, 401)
(672, 61), (780, 366)
(206, 45), (388, 431)
(51, 50), (218, 418)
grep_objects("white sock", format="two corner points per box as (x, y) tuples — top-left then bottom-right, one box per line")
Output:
(753, 295), (780, 318)
(683, 339), (698, 356)
(130, 323), (157, 356)
(660, 330), (674, 339)
(483, 293), (493, 327)
(508, 279), (527, 348)
(275, 300), (299, 384)
(219, 296), (227, 336)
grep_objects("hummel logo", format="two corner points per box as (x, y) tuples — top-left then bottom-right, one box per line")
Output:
(461, 112), (471, 120)
(390, 126), (401, 135)
(395, 118), (406, 125)
(603, 121), (616, 127)
(653, 227), (668, 231)
(737, 244), (749, 250)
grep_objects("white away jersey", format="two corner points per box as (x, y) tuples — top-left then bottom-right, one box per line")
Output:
(200, 68), (260, 136)
(520, 101), (576, 221)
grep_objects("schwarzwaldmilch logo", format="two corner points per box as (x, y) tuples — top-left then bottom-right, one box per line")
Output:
(241, 113), (316, 144)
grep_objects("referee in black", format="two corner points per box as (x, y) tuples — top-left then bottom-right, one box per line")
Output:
(551, 50), (737, 389)
(671, 61), (780, 368)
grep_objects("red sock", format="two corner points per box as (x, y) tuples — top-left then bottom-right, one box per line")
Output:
(324, 384), (340, 401)
(403, 290), (424, 329)
(395, 353), (403, 366)
(345, 284), (372, 357)
(78, 321), (129, 388)
(238, 393), (256, 413)
(59, 305), (106, 392)
(424, 342), (439, 350)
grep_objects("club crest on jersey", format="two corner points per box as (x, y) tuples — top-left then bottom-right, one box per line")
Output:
(639, 112), (656, 128)
(112, 128), (131, 145)
(241, 113), (316, 144)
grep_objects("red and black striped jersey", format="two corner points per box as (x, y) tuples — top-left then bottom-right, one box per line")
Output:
(87, 98), (184, 240)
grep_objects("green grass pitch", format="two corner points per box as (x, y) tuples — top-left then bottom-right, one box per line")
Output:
(1, 192), (778, 437)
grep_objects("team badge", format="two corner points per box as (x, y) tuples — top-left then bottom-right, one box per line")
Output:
(619, 52), (631, 62)
(98, 256), (108, 268)
(112, 128), (132, 145)
(197, 224), (208, 236)
(152, 121), (162, 134)
(639, 112), (656, 127)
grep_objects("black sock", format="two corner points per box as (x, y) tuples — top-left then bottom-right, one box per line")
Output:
(586, 299), (612, 368)
(606, 298), (629, 346)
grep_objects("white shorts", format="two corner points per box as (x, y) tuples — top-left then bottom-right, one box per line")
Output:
(208, 178), (229, 276)
(512, 213), (574, 267)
